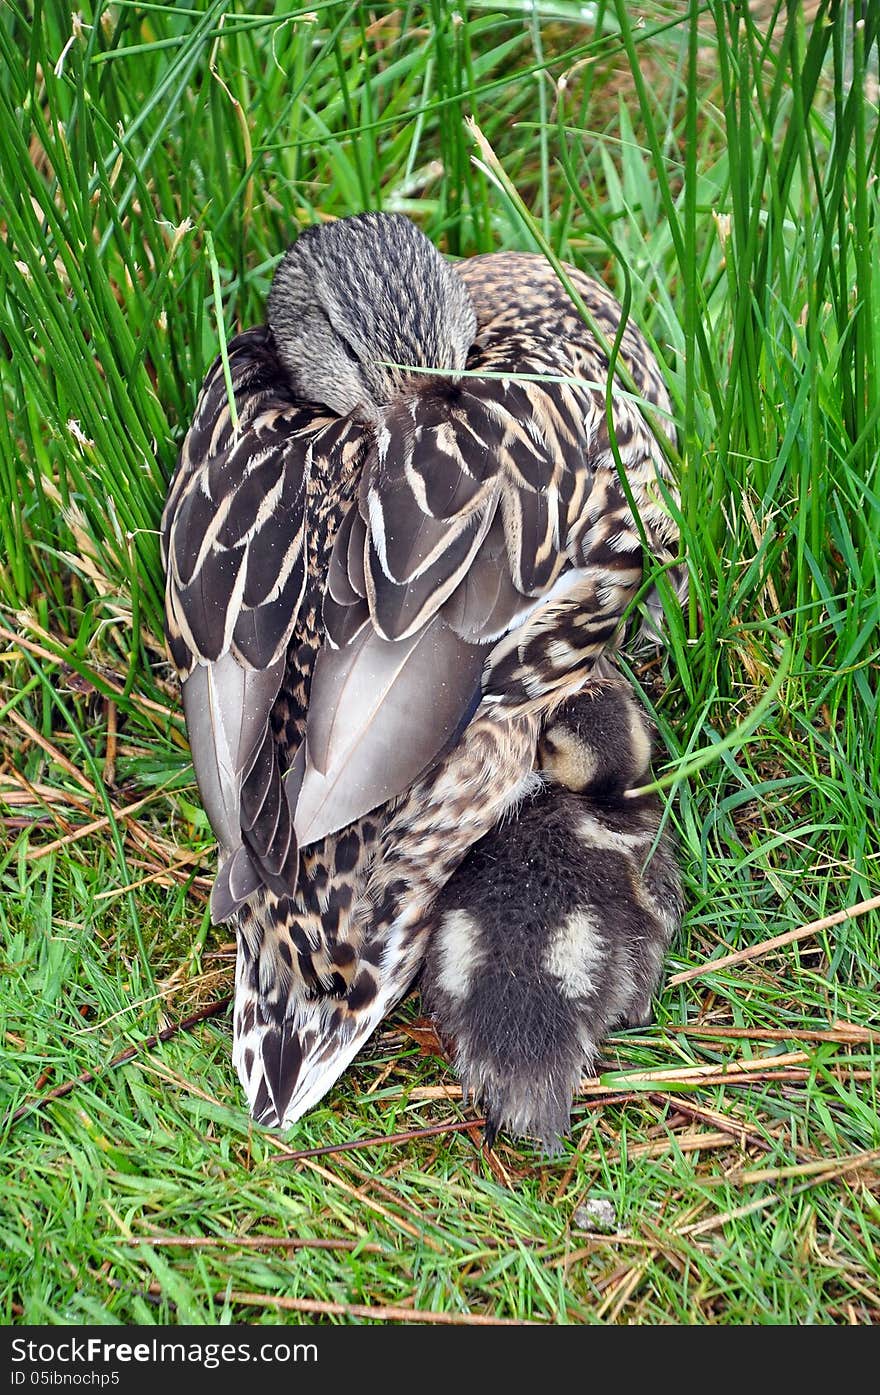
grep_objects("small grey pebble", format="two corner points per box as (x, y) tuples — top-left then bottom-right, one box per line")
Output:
(573, 1197), (618, 1233)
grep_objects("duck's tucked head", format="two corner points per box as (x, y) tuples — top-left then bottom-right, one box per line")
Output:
(267, 212), (477, 417)
(538, 682), (653, 797)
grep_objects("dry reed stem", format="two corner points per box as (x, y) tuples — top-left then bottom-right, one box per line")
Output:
(7, 706), (188, 868)
(645, 1092), (807, 1160)
(701, 1146), (880, 1188)
(217, 1290), (535, 1324)
(118, 1234), (383, 1254)
(26, 788), (173, 860)
(668, 894), (880, 985)
(670, 1022), (880, 1045)
(273, 1117), (487, 1163)
(105, 1279), (535, 1323)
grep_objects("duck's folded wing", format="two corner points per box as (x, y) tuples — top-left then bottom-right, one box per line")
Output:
(294, 369), (603, 849)
(162, 329), (321, 921)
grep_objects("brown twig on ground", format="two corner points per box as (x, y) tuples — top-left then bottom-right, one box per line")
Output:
(668, 894), (880, 985)
(697, 1146), (880, 1189)
(25, 787), (175, 861)
(273, 1116), (488, 1163)
(407, 1050), (856, 1099)
(1, 766), (77, 834)
(7, 997), (231, 1126)
(117, 1233), (383, 1254)
(7, 708), (94, 794)
(618, 1129), (733, 1160)
(103, 697), (117, 785)
(669, 1022), (879, 1045)
(105, 1278), (536, 1323)
(93, 856), (209, 900)
(645, 1092), (792, 1159)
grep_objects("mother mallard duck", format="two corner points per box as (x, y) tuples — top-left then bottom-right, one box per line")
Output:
(161, 212), (681, 1135)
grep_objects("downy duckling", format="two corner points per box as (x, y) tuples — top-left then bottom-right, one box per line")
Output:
(421, 675), (683, 1151)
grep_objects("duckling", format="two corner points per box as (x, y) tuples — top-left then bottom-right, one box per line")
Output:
(161, 212), (682, 1131)
(421, 671), (683, 1151)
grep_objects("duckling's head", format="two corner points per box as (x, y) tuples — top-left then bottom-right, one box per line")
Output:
(537, 681), (653, 797)
(267, 212), (477, 417)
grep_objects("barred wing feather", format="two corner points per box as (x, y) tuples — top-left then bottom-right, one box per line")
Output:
(162, 328), (339, 921)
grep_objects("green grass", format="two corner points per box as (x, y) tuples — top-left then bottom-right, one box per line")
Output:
(1, 0), (879, 1325)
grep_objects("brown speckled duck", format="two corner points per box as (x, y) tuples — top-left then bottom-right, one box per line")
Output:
(160, 212), (682, 1132)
